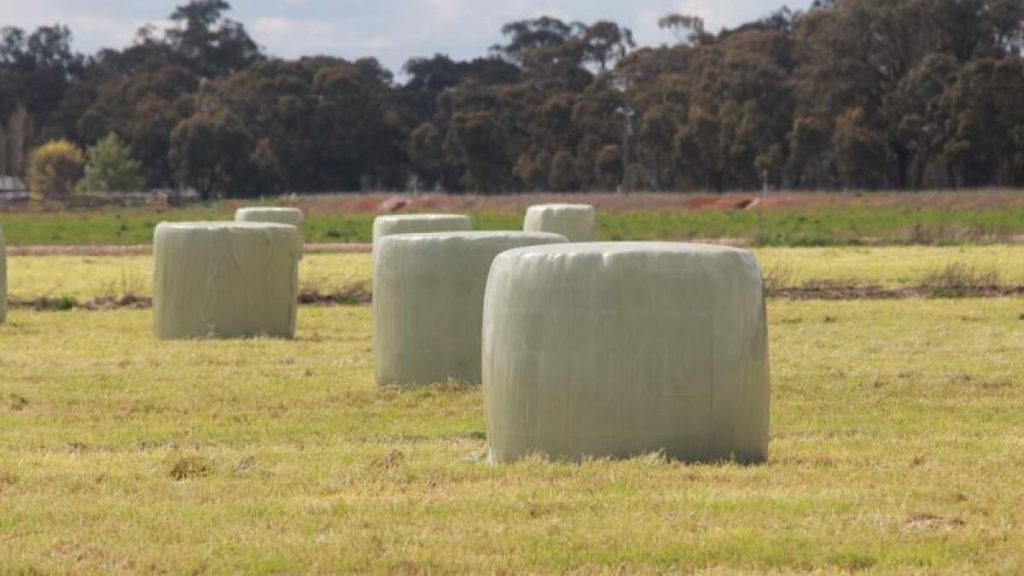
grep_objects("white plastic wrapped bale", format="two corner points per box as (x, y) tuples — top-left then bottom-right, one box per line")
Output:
(523, 203), (596, 242)
(372, 214), (472, 249)
(153, 222), (302, 340)
(483, 242), (770, 464)
(235, 207), (304, 229)
(0, 225), (6, 325)
(374, 231), (568, 387)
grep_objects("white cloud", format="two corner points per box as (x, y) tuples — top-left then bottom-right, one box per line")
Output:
(423, 0), (468, 20)
(0, 0), (814, 72)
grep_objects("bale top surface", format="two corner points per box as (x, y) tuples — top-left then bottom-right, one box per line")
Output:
(526, 203), (595, 211)
(377, 230), (565, 247)
(494, 241), (752, 260)
(155, 221), (303, 257)
(374, 213), (472, 224)
(235, 207), (304, 222)
(157, 221), (299, 232)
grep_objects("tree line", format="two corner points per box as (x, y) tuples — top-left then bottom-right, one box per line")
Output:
(2, 0), (1023, 199)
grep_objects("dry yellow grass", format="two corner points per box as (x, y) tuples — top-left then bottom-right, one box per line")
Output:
(5, 246), (1023, 303)
(1, 297), (1022, 572)
(756, 245), (1024, 288)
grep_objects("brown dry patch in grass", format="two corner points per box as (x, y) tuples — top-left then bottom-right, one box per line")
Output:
(169, 456), (214, 481)
(297, 283), (373, 306)
(7, 295), (151, 311)
(768, 283), (1024, 300)
(8, 278), (1024, 311)
(904, 512), (967, 531)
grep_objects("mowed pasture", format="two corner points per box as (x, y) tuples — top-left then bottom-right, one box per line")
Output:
(0, 246), (1022, 573)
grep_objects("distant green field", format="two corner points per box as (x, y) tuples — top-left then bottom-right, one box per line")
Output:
(3, 200), (1024, 246)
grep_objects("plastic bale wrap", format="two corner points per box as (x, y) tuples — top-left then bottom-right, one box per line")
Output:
(0, 225), (5, 324)
(374, 231), (568, 387)
(372, 214), (472, 249)
(483, 242), (770, 464)
(235, 207), (305, 252)
(153, 222), (302, 340)
(523, 203), (596, 242)
(235, 207), (304, 229)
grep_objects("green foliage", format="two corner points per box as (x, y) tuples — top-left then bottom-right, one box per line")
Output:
(169, 109), (254, 200)
(26, 139), (85, 200)
(77, 133), (144, 193)
(445, 112), (512, 193)
(3, 1), (1024, 194)
(547, 149), (579, 191)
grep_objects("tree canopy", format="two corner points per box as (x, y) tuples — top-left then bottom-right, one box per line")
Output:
(1, 0), (1023, 197)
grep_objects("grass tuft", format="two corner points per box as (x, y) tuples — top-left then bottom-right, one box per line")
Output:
(8, 394), (30, 411)
(921, 263), (1002, 297)
(368, 450), (406, 471)
(169, 456), (214, 481)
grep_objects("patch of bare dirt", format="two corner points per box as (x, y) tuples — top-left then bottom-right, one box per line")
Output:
(904, 513), (966, 531)
(8, 280), (1023, 313)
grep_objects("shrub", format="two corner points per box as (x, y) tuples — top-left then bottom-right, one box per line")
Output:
(78, 133), (144, 193)
(26, 139), (85, 200)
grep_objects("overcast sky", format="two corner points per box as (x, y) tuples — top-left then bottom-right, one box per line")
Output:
(0, 0), (813, 73)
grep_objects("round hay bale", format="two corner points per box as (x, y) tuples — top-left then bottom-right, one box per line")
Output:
(0, 225), (6, 324)
(235, 207), (304, 228)
(523, 203), (596, 242)
(372, 214), (472, 249)
(483, 242), (769, 463)
(153, 222), (302, 340)
(374, 231), (568, 387)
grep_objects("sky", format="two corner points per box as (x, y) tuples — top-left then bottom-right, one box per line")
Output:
(0, 0), (814, 74)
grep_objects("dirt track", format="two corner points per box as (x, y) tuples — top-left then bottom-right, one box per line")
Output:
(9, 281), (1022, 312)
(250, 190), (1024, 215)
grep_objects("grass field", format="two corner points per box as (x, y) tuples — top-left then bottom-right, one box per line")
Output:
(2, 242), (1023, 572)
(1, 297), (1023, 572)
(2, 190), (1024, 246)
(5, 246), (1023, 304)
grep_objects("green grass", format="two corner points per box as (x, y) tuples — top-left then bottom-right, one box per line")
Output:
(3, 198), (1024, 246)
(6, 246), (1023, 303)
(1, 298), (1022, 572)
(596, 205), (1024, 245)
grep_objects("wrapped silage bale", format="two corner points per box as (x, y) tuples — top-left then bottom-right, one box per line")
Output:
(374, 231), (568, 387)
(0, 224), (6, 325)
(372, 214), (472, 249)
(523, 203), (596, 242)
(483, 242), (770, 464)
(152, 222), (302, 340)
(235, 207), (305, 252)
(235, 207), (304, 229)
